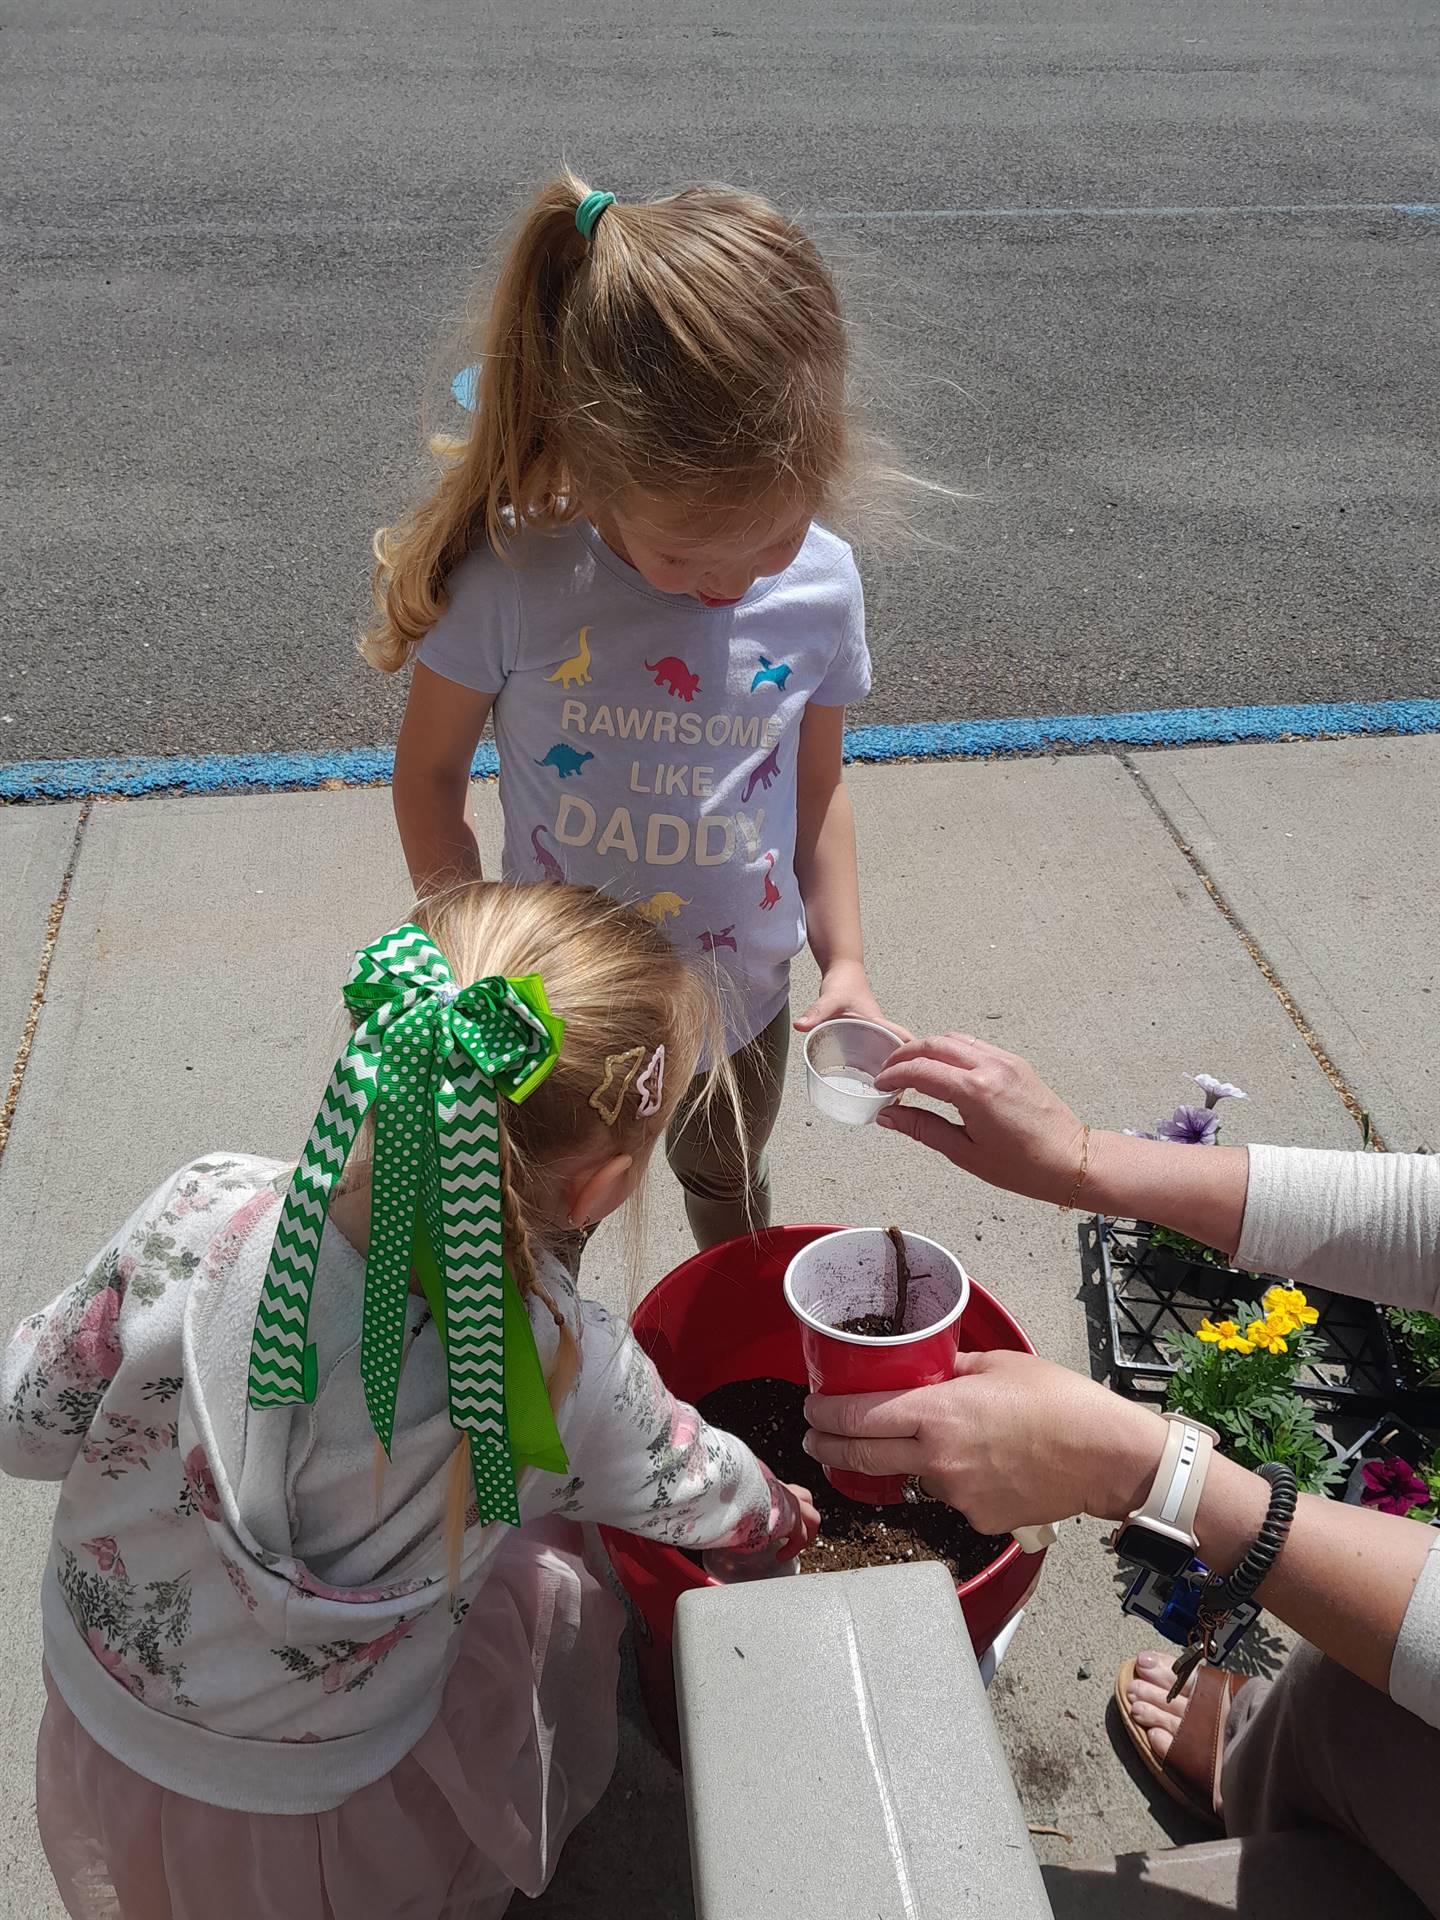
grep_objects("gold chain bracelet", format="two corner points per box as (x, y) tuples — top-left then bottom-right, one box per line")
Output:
(1060, 1124), (1091, 1214)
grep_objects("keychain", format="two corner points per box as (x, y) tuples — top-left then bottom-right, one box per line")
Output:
(1120, 1557), (1260, 1690)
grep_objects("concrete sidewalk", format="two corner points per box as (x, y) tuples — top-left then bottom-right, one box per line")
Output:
(1, 735), (1435, 1917)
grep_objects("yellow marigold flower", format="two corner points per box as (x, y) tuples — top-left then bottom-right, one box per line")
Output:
(1247, 1317), (1289, 1355)
(1273, 1285), (1318, 1327)
(1260, 1286), (1317, 1336)
(1198, 1317), (1255, 1354)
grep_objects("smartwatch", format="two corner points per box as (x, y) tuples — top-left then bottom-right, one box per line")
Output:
(1109, 1412), (1219, 1577)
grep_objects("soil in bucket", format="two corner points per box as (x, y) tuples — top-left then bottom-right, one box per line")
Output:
(694, 1376), (1008, 1584)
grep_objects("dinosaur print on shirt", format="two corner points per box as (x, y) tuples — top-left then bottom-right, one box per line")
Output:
(638, 891), (691, 926)
(741, 744), (782, 804)
(750, 656), (792, 692)
(535, 744), (594, 779)
(546, 627), (592, 690)
(645, 657), (701, 703)
(531, 825), (565, 882)
(416, 518), (871, 1045)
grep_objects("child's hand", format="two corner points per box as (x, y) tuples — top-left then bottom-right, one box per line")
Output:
(773, 1480), (822, 1562)
(794, 961), (910, 1040)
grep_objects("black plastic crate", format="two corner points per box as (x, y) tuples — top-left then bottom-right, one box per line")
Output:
(1095, 1216), (1401, 1406)
(1379, 1318), (1440, 1425)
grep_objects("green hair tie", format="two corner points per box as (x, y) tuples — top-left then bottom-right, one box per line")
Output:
(575, 190), (616, 241)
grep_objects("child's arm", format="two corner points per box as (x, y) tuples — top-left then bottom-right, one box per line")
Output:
(791, 703), (901, 1036)
(544, 1302), (818, 1557)
(0, 1184), (170, 1481)
(392, 663), (493, 895)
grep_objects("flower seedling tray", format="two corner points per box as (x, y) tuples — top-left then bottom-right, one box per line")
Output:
(1338, 1415), (1440, 1527)
(1380, 1316), (1440, 1425)
(1095, 1217), (1401, 1407)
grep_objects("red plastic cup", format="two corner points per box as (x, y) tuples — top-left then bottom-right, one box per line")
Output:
(783, 1227), (970, 1505)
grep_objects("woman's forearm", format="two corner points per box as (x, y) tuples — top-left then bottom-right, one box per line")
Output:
(1099, 1432), (1432, 1698)
(1083, 1133), (1251, 1257)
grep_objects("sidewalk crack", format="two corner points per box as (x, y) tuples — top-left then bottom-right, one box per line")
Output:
(0, 800), (93, 1166)
(1118, 755), (1383, 1149)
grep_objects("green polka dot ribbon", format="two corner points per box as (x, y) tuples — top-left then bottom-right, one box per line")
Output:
(247, 923), (568, 1526)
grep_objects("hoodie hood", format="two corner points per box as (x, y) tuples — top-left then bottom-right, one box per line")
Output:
(179, 1166), (501, 1649)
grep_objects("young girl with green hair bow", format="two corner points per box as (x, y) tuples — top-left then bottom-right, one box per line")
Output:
(2, 880), (817, 1920)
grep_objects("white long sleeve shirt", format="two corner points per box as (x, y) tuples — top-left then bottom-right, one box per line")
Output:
(1236, 1144), (1440, 1730)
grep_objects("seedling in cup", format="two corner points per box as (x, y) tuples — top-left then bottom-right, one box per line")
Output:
(804, 1018), (905, 1126)
(785, 1226), (1058, 1553)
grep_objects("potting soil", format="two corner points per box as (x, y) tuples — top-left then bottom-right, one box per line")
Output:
(696, 1377), (1008, 1583)
(837, 1313), (901, 1339)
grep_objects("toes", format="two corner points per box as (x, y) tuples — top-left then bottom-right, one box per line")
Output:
(1135, 1650), (1179, 1687)
(1127, 1677), (1182, 1715)
(1126, 1695), (1182, 1764)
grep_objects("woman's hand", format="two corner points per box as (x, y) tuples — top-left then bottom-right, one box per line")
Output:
(794, 960), (910, 1041)
(803, 1351), (1165, 1534)
(872, 1033), (1085, 1204)
(774, 1480), (822, 1562)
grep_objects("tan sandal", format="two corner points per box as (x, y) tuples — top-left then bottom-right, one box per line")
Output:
(1114, 1656), (1249, 1828)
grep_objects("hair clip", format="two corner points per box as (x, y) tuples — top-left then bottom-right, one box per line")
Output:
(590, 1046), (646, 1127)
(635, 1044), (665, 1119)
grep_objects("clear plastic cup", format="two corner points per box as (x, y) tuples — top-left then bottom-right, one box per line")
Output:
(803, 1019), (905, 1125)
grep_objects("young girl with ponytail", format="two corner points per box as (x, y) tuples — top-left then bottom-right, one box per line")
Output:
(3, 880), (817, 1919)
(377, 172), (904, 1250)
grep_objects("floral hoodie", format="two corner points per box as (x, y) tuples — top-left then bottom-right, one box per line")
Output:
(1, 1156), (787, 1813)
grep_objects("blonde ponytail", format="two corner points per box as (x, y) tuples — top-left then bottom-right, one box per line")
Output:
(365, 170), (860, 673)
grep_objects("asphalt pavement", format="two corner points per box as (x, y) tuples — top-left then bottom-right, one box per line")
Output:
(4, 0), (1438, 764)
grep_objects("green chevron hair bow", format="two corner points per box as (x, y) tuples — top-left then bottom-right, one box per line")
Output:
(248, 923), (568, 1527)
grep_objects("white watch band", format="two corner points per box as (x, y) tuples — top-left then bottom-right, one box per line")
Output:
(1129, 1411), (1218, 1547)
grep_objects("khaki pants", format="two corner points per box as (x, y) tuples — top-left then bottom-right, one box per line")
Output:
(1223, 1639), (1440, 1914)
(665, 1004), (791, 1251)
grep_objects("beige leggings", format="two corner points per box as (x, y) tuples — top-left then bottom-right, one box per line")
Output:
(664, 1004), (791, 1251)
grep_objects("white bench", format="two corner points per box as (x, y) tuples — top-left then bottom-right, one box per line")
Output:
(673, 1560), (1053, 1919)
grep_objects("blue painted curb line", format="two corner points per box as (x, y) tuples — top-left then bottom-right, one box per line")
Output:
(842, 699), (1440, 764)
(2, 700), (1437, 803)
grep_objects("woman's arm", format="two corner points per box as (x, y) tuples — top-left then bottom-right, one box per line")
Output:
(804, 1351), (1436, 1710)
(791, 704), (893, 1033)
(392, 664), (493, 895)
(873, 1034), (1440, 1309)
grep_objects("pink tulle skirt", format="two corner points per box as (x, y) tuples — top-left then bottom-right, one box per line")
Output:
(36, 1518), (625, 1920)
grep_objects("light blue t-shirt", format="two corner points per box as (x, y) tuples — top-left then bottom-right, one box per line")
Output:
(419, 519), (871, 1049)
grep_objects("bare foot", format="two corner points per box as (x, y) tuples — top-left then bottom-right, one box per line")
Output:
(1125, 1650), (1220, 1810)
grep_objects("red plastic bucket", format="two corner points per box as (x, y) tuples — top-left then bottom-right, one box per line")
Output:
(600, 1225), (1047, 1762)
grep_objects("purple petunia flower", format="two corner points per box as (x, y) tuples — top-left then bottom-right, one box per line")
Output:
(1359, 1456), (1431, 1516)
(1155, 1105), (1222, 1146)
(1189, 1074), (1248, 1110)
